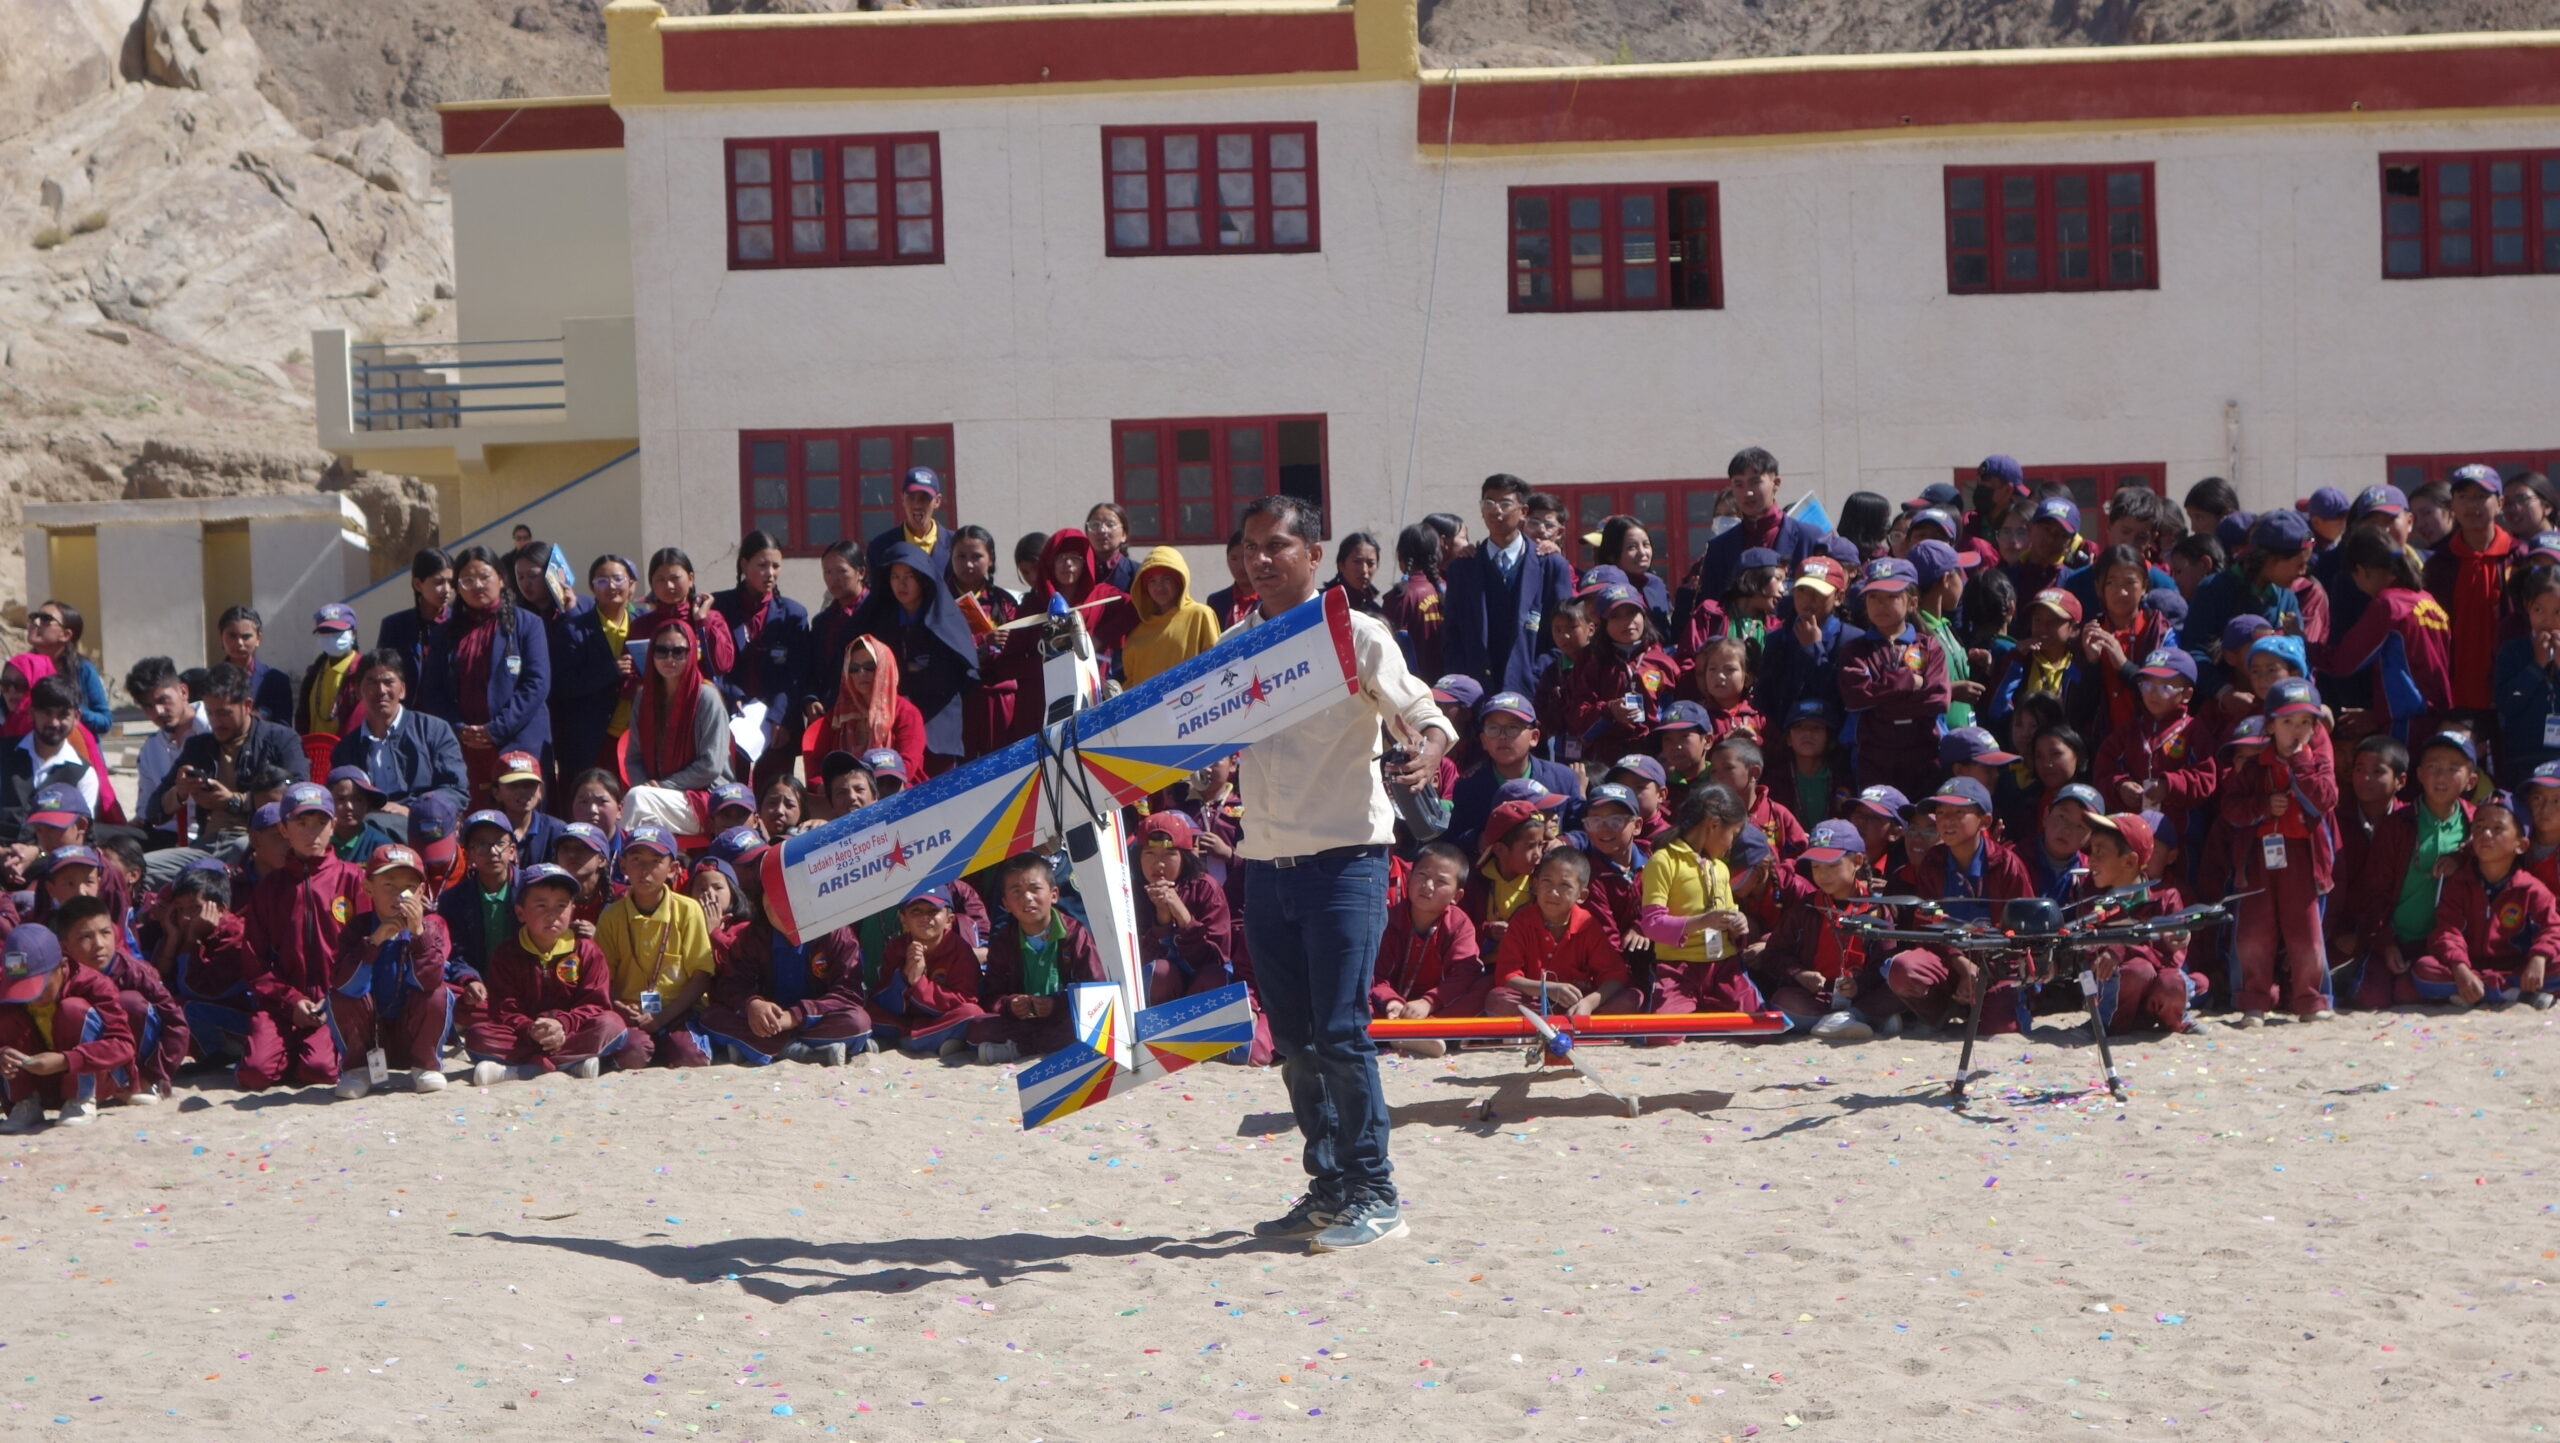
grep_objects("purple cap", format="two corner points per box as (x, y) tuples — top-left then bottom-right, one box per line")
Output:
(2530, 530), (2560, 564)
(2051, 781), (2106, 815)
(1907, 539), (1975, 589)
(312, 602), (360, 632)
(462, 808), (513, 841)
(2417, 729), (2480, 765)
(250, 802), (284, 832)
(2220, 613), (2274, 657)
(708, 826), (767, 866)
(283, 781), (334, 819)
(1850, 785), (1911, 820)
(28, 783), (89, 829)
(2222, 715), (2271, 749)
(2450, 463), (2505, 497)
(2135, 647), (2198, 684)
(2304, 487), (2352, 521)
(558, 822), (612, 856)
(1737, 546), (1783, 572)
(1858, 557), (1919, 594)
(1937, 726), (2019, 768)
(2529, 760), (2560, 789)
(1578, 564), (1633, 593)
(2249, 509), (2312, 555)
(621, 821), (679, 857)
(1925, 776), (1996, 813)
(2142, 586), (2188, 626)
(902, 465), (943, 496)
(407, 794), (461, 865)
(38, 844), (104, 877)
(2031, 496), (2082, 532)
(0, 925), (64, 1004)
(1655, 700), (1711, 733)
(1801, 818), (1867, 862)
(2215, 512), (2257, 553)
(1430, 675), (1485, 712)
(709, 781), (755, 814)
(1495, 776), (1568, 811)
(2350, 484), (2409, 520)
(1977, 455), (2027, 490)
(1784, 697), (1836, 730)
(1607, 755), (1668, 788)
(861, 747), (911, 781)
(516, 862), (579, 896)
(1907, 508), (1963, 541)
(1584, 782), (1639, 814)
(1907, 480), (1966, 512)
(1728, 824), (1773, 872)
(903, 884), (955, 910)
(325, 765), (387, 802)
(2264, 677), (2324, 718)
(1593, 583), (1642, 613)
(1478, 691), (1537, 725)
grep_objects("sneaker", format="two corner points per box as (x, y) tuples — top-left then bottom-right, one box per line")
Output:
(411, 1067), (447, 1094)
(1879, 1013), (1905, 1039)
(2532, 992), (2557, 1011)
(571, 1057), (601, 1080)
(1252, 1189), (1343, 1240)
(1391, 1039), (1447, 1059)
(2176, 1015), (2213, 1034)
(0, 1099), (41, 1134)
(54, 1098), (98, 1127)
(977, 1040), (1020, 1066)
(781, 1042), (811, 1063)
(1810, 1010), (1874, 1042)
(937, 1037), (972, 1060)
(2309, 1009), (2335, 1023)
(472, 1060), (510, 1088)
(2238, 1012), (2267, 1029)
(334, 1074), (372, 1101)
(810, 1042), (848, 1068)
(1309, 1194), (1408, 1253)
(118, 1084), (164, 1107)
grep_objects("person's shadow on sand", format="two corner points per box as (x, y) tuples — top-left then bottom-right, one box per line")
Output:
(470, 1229), (1284, 1304)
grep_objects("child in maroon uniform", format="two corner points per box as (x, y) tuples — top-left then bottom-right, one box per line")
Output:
(967, 853), (1106, 1064)
(2093, 648), (2215, 835)
(1838, 557), (1952, 797)
(37, 850), (187, 1101)
(2411, 799), (2560, 1009)
(1572, 785), (1649, 983)
(1369, 842), (1486, 1057)
(697, 887), (871, 1067)
(1563, 584), (1680, 761)
(240, 783), (369, 1091)
(2328, 736), (2410, 960)
(464, 863), (627, 1083)
(2221, 679), (2341, 1024)
(1706, 734), (1809, 859)
(2343, 731), (2475, 1010)
(1132, 812), (1234, 1004)
(1462, 796), (1553, 953)
(1485, 848), (1630, 1017)
(1886, 777), (2036, 1032)
(0, 924), (134, 1131)
(328, 844), (456, 1097)
(1690, 635), (1767, 746)
(1753, 818), (1894, 1040)
(878, 888), (988, 1057)
(2077, 813), (2199, 1034)
(2527, 761), (2560, 894)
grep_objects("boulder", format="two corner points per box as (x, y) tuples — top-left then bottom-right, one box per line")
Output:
(317, 118), (435, 200)
(140, 0), (260, 93)
(0, 0), (136, 145)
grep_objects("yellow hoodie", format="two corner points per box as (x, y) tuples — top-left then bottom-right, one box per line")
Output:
(1121, 545), (1224, 685)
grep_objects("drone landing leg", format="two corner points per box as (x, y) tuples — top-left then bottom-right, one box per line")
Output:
(2081, 973), (2126, 1100)
(1950, 994), (1985, 1103)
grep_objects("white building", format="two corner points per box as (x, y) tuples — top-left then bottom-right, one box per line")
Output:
(318, 0), (2560, 611)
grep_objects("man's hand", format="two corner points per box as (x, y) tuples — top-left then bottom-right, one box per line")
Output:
(458, 725), (492, 750)
(1949, 680), (1986, 703)
(1387, 727), (1449, 792)
(530, 1017), (568, 1053)
(745, 998), (792, 1038)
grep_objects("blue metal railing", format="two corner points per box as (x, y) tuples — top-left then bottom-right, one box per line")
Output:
(338, 446), (641, 609)
(351, 337), (566, 431)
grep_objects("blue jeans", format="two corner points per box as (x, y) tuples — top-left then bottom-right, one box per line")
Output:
(1245, 848), (1393, 1203)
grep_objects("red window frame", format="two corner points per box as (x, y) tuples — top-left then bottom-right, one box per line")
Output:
(739, 425), (956, 558)
(1944, 163), (2157, 294)
(1111, 415), (1328, 546)
(2381, 151), (2560, 278)
(725, 133), (943, 270)
(1953, 462), (2166, 519)
(2387, 450), (2560, 490)
(1101, 123), (1318, 257)
(1508, 183), (1722, 313)
(1547, 479), (1732, 581)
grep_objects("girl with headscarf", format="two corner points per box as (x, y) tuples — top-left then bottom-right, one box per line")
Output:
(988, 529), (1137, 746)
(421, 545), (552, 805)
(634, 546), (735, 682)
(800, 634), (926, 784)
(1122, 545), (1222, 686)
(850, 541), (978, 774)
(620, 619), (733, 835)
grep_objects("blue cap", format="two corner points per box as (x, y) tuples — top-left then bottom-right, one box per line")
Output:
(2529, 760), (2560, 789)
(2223, 715), (2271, 749)
(1593, 583), (1642, 613)
(1925, 776), (1996, 813)
(37, 844), (103, 876)
(708, 826), (767, 866)
(621, 821), (679, 857)
(709, 780), (755, 813)
(2351, 484), (2409, 519)
(1851, 784), (1910, 820)
(407, 793), (460, 857)
(462, 808), (513, 841)
(2249, 508), (2312, 555)
(2142, 586), (2188, 626)
(1430, 674), (1485, 712)
(2215, 512), (2257, 553)
(2264, 677), (2324, 718)
(1478, 691), (1537, 725)
(860, 747), (910, 781)
(902, 465), (943, 496)
(2220, 613), (2274, 657)
(1608, 755), (1668, 788)
(515, 862), (579, 896)
(1802, 818), (1867, 862)
(28, 783), (89, 827)
(1938, 726), (2018, 767)
(1728, 824), (1773, 871)
(1655, 700), (1712, 733)
(2450, 463), (2505, 496)
(2052, 782), (2106, 815)
(2135, 647), (2198, 684)
(1584, 782), (1639, 815)
(1978, 455), (2026, 489)
(1784, 697), (1836, 730)
(903, 884), (955, 910)
(313, 602), (360, 632)
(2530, 531), (2560, 563)
(1907, 480), (1966, 512)
(1495, 776), (1567, 811)
(1907, 538), (1974, 589)
(2418, 729), (2480, 765)
(283, 781), (333, 819)
(1907, 508), (1963, 541)
(1737, 547), (1783, 572)
(559, 822), (611, 855)
(2305, 486), (2352, 521)
(1578, 564), (1632, 593)
(325, 765), (386, 802)
(1858, 556), (1918, 594)
(2031, 496), (2081, 532)
(0, 925), (64, 1003)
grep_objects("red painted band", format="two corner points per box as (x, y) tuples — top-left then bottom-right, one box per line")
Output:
(1421, 45), (2560, 147)
(1320, 585), (1359, 697)
(665, 10), (1360, 92)
(441, 103), (624, 155)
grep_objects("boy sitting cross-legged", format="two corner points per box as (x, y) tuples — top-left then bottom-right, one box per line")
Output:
(464, 863), (627, 1085)
(1484, 847), (1630, 1018)
(966, 852), (1107, 1065)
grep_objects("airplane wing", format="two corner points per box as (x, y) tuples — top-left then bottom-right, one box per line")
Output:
(759, 589), (1361, 941)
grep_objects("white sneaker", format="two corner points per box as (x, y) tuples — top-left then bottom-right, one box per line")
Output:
(2177, 1015), (2213, 1034)
(810, 1042), (848, 1067)
(571, 1057), (601, 1080)
(2532, 992), (2557, 1011)
(977, 1040), (1020, 1066)
(54, 1097), (97, 1127)
(411, 1067), (446, 1093)
(118, 1084), (163, 1107)
(0, 1099), (41, 1134)
(1810, 1011), (1875, 1042)
(2309, 1009), (2335, 1022)
(472, 1060), (510, 1087)
(334, 1074), (372, 1101)
(2239, 1012), (2267, 1029)
(1392, 1039), (1447, 1059)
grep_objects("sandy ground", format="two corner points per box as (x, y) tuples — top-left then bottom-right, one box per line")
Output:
(2, 1007), (2554, 1441)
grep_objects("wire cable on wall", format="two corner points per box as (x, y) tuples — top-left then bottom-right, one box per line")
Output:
(1397, 72), (1461, 529)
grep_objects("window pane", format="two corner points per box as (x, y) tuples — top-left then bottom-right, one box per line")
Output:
(2384, 198), (2423, 236)
(2055, 174), (2088, 206)
(1568, 196), (1602, 228)
(2440, 198), (2470, 230)
(2438, 161), (2471, 194)
(2005, 247), (2039, 280)
(791, 183), (824, 218)
(1125, 504), (1160, 539)
(2441, 233), (2474, 266)
(897, 219), (935, 255)
(802, 438), (838, 471)
(2057, 211), (2088, 243)
(736, 224), (773, 259)
(2002, 174), (2036, 206)
(1111, 174), (1149, 209)
(734, 187), (773, 222)
(858, 435), (894, 468)
(1269, 132), (1306, 169)
(1273, 209), (1309, 246)
(1175, 426), (1213, 463)
(1228, 425), (1263, 460)
(752, 439), (787, 472)
(1112, 213), (1150, 249)
(1948, 175), (1984, 210)
(1109, 136), (1147, 171)
(806, 512), (841, 548)
(1120, 428), (1157, 463)
(1621, 193), (1655, 227)
(1230, 464), (1265, 497)
(805, 476), (839, 512)
(843, 146), (877, 180)
(1166, 173), (1199, 208)
(1177, 464), (1213, 498)
(910, 433), (947, 471)
(792, 220), (827, 254)
(2546, 158), (2560, 191)
(859, 474), (893, 507)
(789, 147), (820, 182)
(2547, 235), (2560, 272)
(1272, 171), (1308, 207)
(2003, 211), (2037, 245)
(1218, 171), (1255, 206)
(1950, 214), (1986, 246)
(1513, 193), (1550, 229)
(1276, 419), (1321, 466)
(2492, 196), (2525, 228)
(2494, 232), (2525, 266)
(1216, 133), (1253, 169)
(2492, 160), (2524, 193)
(1163, 134), (1197, 170)
(844, 219), (879, 252)
(1179, 502), (1214, 538)
(1515, 232), (1551, 268)
(1952, 252), (1989, 287)
(1624, 264), (1656, 299)
(894, 142), (933, 178)
(2059, 247), (2090, 279)
(2106, 170), (2144, 205)
(753, 476), (788, 510)
(1219, 210), (1256, 246)
(2108, 209), (2143, 244)
(734, 147), (771, 184)
(1120, 467), (1159, 501)
(1166, 211), (1201, 246)
(896, 180), (934, 217)
(755, 512), (790, 541)
(1622, 229), (1656, 264)
(2108, 247), (2141, 283)
(2383, 162), (2421, 197)
(843, 182), (877, 216)
(1687, 489), (1718, 527)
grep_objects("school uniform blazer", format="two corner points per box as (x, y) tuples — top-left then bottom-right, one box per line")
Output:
(1442, 545), (1576, 698)
(547, 598), (624, 776)
(711, 587), (811, 725)
(421, 607), (552, 757)
(245, 659), (297, 728)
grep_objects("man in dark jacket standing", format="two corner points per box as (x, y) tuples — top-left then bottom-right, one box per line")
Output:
(1683, 447), (1834, 611)
(1443, 474), (1576, 698)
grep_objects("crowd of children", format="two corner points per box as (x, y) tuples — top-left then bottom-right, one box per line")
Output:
(1, 451), (2554, 1131)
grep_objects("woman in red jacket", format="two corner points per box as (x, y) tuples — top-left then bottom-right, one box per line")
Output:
(800, 635), (926, 784)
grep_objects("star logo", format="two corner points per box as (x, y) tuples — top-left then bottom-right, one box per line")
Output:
(884, 836), (911, 871)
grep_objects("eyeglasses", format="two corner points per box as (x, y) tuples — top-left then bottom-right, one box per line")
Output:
(1585, 813), (1635, 830)
(845, 660), (878, 674)
(28, 613), (61, 628)
(1480, 721), (1532, 740)
(651, 646), (690, 660)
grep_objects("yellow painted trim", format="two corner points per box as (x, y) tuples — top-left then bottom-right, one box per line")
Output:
(604, 0), (1414, 106)
(346, 446), (470, 478)
(1426, 105), (2560, 159)
(437, 94), (614, 115)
